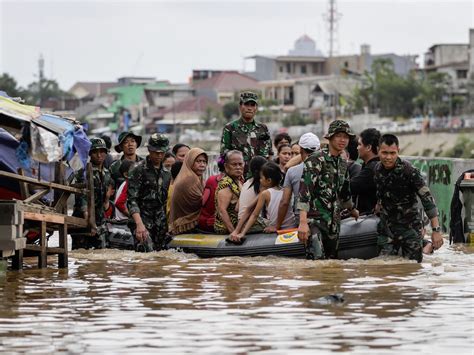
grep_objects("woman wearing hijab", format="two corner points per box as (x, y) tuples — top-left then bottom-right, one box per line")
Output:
(169, 148), (208, 234)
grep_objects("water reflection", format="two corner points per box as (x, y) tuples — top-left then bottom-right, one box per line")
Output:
(0, 244), (472, 353)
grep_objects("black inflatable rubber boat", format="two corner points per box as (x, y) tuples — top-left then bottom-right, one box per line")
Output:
(167, 215), (380, 259)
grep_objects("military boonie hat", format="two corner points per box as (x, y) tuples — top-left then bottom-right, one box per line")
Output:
(89, 138), (108, 153)
(147, 133), (169, 152)
(115, 131), (142, 153)
(240, 91), (259, 104)
(324, 120), (356, 139)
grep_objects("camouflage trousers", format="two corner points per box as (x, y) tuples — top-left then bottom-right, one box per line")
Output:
(129, 220), (169, 252)
(305, 225), (339, 260)
(377, 221), (423, 263)
(71, 223), (107, 250)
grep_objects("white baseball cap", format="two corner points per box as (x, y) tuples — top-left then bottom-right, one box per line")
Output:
(298, 133), (320, 151)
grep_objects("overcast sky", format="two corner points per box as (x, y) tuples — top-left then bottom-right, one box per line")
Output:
(1, 0), (472, 90)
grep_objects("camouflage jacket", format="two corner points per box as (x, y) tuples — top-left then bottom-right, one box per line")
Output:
(297, 146), (353, 236)
(109, 155), (144, 189)
(220, 117), (271, 173)
(127, 156), (171, 228)
(73, 164), (114, 225)
(374, 158), (438, 230)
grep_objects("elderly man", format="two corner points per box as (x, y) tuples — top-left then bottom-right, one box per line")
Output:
(127, 133), (171, 251)
(297, 120), (359, 259)
(220, 91), (272, 176)
(110, 131), (143, 189)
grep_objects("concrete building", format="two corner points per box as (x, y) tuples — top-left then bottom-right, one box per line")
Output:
(423, 40), (470, 95)
(144, 83), (194, 111)
(68, 82), (118, 101)
(193, 71), (260, 104)
(149, 96), (221, 133)
(469, 29), (474, 78)
(246, 35), (417, 81)
(259, 75), (359, 112)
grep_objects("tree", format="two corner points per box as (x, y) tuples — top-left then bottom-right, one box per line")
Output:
(23, 79), (71, 106)
(0, 73), (24, 98)
(282, 110), (307, 127)
(222, 101), (239, 120)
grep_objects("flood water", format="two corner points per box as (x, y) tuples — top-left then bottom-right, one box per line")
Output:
(0, 238), (472, 354)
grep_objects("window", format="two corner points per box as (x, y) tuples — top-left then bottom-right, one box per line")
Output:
(344, 61), (349, 68)
(158, 92), (170, 97)
(301, 65), (307, 74)
(280, 66), (284, 73)
(457, 70), (468, 79)
(286, 63), (291, 73)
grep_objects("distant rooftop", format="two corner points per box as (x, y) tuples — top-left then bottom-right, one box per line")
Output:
(193, 71), (259, 91)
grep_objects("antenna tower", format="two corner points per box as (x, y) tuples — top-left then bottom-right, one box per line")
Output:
(323, 0), (342, 58)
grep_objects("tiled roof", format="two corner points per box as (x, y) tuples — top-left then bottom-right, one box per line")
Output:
(151, 96), (221, 118)
(193, 71), (259, 91)
(68, 82), (118, 97)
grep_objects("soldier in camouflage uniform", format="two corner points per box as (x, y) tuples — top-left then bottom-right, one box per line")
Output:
(127, 133), (171, 252)
(72, 138), (115, 249)
(374, 134), (443, 262)
(297, 120), (359, 259)
(109, 131), (143, 189)
(220, 91), (272, 176)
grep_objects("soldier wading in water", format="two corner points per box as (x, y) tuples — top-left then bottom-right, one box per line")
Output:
(127, 134), (171, 252)
(297, 120), (359, 259)
(374, 134), (443, 262)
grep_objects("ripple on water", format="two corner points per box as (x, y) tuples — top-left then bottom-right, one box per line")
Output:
(0, 244), (472, 353)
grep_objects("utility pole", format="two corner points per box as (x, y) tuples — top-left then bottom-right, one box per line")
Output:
(38, 54), (45, 106)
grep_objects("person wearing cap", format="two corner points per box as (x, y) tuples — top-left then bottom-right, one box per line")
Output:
(374, 134), (443, 262)
(109, 131), (144, 189)
(127, 133), (172, 251)
(297, 120), (359, 259)
(220, 91), (272, 176)
(72, 138), (114, 249)
(267, 133), (321, 233)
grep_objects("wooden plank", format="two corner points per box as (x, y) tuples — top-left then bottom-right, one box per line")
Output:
(53, 162), (64, 208)
(17, 168), (30, 199)
(38, 221), (47, 268)
(23, 189), (50, 203)
(64, 215), (88, 228)
(11, 249), (23, 270)
(25, 245), (65, 254)
(24, 211), (65, 224)
(86, 163), (96, 230)
(58, 223), (68, 268)
(53, 192), (71, 212)
(0, 170), (87, 195)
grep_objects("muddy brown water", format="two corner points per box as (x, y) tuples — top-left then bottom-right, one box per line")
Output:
(0, 237), (472, 354)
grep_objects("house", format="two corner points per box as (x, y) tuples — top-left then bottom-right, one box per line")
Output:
(68, 82), (118, 101)
(193, 71), (260, 104)
(75, 101), (114, 133)
(144, 83), (194, 111)
(117, 77), (157, 86)
(148, 96), (221, 133)
(107, 85), (149, 131)
(422, 35), (471, 95)
(245, 35), (417, 81)
(259, 75), (359, 113)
